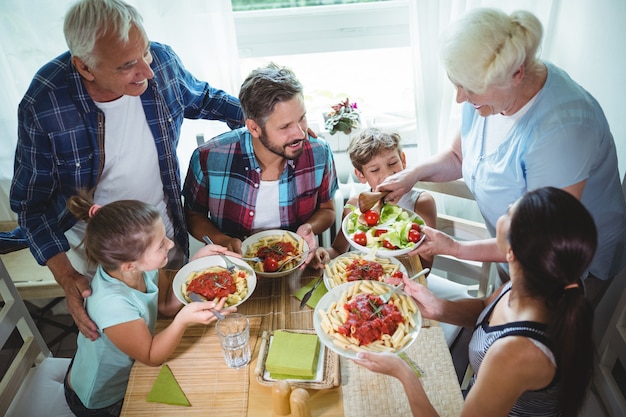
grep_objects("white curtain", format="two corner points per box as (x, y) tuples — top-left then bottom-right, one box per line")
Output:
(0, 0), (241, 222)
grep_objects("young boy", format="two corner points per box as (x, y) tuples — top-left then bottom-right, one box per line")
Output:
(316, 128), (437, 271)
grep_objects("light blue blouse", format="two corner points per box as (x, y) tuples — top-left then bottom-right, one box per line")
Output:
(461, 62), (626, 280)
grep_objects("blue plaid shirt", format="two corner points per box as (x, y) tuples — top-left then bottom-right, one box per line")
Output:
(183, 128), (338, 240)
(10, 42), (243, 265)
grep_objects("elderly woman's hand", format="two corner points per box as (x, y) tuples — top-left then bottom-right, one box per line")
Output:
(376, 169), (420, 205)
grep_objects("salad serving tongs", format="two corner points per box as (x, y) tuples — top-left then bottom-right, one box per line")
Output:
(358, 190), (390, 212)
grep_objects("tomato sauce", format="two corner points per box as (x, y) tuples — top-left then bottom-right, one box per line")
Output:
(346, 259), (384, 282)
(337, 293), (405, 346)
(186, 269), (236, 300)
(255, 241), (296, 261)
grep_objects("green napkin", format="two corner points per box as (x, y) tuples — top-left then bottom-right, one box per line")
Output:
(265, 331), (320, 379)
(146, 364), (191, 406)
(294, 278), (328, 308)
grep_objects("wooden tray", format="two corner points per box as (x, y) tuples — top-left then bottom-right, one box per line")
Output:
(254, 329), (341, 389)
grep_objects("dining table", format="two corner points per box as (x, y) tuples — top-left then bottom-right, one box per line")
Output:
(120, 259), (464, 417)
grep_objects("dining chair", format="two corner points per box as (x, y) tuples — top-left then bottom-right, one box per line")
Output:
(0, 255), (73, 416)
(590, 172), (626, 417)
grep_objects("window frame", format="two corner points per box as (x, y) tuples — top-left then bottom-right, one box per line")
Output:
(233, 1), (410, 58)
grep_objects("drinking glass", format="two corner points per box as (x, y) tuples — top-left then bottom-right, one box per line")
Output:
(215, 313), (251, 369)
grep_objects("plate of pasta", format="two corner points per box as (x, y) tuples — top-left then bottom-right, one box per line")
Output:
(323, 252), (407, 290)
(173, 255), (256, 308)
(241, 230), (309, 278)
(314, 280), (421, 359)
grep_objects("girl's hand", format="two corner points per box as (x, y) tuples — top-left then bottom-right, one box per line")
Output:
(177, 297), (236, 325)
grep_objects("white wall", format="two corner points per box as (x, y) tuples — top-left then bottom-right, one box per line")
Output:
(547, 0), (626, 178)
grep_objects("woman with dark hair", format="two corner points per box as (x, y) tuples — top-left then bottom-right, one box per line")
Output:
(355, 187), (596, 417)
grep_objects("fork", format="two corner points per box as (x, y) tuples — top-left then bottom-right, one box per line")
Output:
(202, 235), (237, 273)
(378, 268), (430, 303)
(276, 248), (314, 272)
(188, 292), (225, 320)
(379, 283), (405, 303)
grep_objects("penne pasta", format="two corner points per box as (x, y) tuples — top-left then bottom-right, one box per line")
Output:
(243, 232), (304, 273)
(325, 253), (404, 289)
(182, 265), (249, 307)
(317, 281), (419, 353)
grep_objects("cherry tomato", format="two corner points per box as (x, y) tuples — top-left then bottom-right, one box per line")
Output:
(353, 231), (367, 246)
(382, 240), (398, 250)
(411, 223), (420, 231)
(263, 257), (279, 272)
(408, 228), (421, 243)
(374, 229), (387, 237)
(363, 210), (380, 226)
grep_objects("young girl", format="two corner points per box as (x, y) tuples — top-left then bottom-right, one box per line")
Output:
(63, 193), (235, 416)
(355, 187), (596, 417)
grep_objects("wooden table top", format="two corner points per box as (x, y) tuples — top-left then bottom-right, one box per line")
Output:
(121, 264), (464, 416)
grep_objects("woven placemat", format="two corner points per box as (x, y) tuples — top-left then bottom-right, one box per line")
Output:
(341, 326), (463, 417)
(121, 317), (261, 416)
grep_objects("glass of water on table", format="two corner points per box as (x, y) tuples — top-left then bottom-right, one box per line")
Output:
(215, 313), (251, 369)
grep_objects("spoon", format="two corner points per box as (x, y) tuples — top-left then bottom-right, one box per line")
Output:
(358, 190), (390, 212)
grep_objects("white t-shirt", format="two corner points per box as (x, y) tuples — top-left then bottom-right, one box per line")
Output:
(251, 180), (281, 233)
(66, 95), (173, 274)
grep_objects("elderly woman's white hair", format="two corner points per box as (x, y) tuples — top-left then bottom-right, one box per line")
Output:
(63, 0), (146, 69)
(440, 8), (543, 94)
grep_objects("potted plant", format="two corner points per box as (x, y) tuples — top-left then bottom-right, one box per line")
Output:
(324, 98), (360, 135)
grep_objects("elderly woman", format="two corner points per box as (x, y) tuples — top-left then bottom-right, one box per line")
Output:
(355, 187), (596, 417)
(378, 8), (626, 306)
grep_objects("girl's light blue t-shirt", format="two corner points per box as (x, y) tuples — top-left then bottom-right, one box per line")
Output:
(70, 266), (159, 409)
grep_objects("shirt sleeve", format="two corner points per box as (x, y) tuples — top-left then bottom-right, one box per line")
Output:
(11, 106), (72, 264)
(156, 43), (244, 130)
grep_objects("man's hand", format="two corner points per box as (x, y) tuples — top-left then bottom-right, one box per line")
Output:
(47, 253), (99, 340)
(64, 271), (99, 340)
(296, 223), (317, 269)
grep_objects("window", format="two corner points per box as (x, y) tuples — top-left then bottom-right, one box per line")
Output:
(233, 0), (418, 184)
